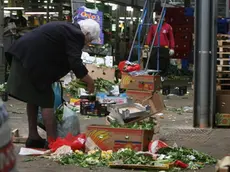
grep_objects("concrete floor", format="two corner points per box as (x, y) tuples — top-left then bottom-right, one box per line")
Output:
(5, 91), (229, 172)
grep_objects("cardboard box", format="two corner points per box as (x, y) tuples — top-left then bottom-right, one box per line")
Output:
(86, 64), (115, 82)
(96, 93), (127, 104)
(120, 73), (161, 91)
(126, 90), (164, 114)
(216, 91), (230, 113)
(85, 125), (154, 152)
(216, 113), (230, 127)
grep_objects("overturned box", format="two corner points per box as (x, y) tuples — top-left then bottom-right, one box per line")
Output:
(85, 125), (157, 152)
(120, 73), (161, 91)
(126, 90), (164, 114)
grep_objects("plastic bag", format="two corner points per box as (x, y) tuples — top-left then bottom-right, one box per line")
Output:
(37, 82), (80, 138)
(37, 82), (62, 126)
(148, 140), (168, 153)
(49, 133), (86, 152)
(53, 82), (63, 109)
(57, 104), (80, 138)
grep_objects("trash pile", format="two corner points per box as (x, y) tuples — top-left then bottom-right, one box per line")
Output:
(47, 139), (216, 171)
(19, 61), (216, 171)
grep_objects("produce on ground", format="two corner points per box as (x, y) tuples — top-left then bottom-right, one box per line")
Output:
(158, 147), (217, 170)
(110, 119), (155, 130)
(58, 147), (216, 170)
(67, 78), (114, 96)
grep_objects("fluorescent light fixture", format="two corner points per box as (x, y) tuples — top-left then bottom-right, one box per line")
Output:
(4, 0), (8, 3)
(119, 17), (137, 20)
(4, 10), (10, 14)
(126, 6), (133, 12)
(104, 3), (117, 10)
(86, 0), (101, 3)
(25, 12), (58, 15)
(4, 7), (24, 10)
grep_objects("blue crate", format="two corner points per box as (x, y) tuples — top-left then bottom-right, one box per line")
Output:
(184, 7), (194, 16)
(217, 24), (228, 34)
(182, 59), (189, 70)
(217, 18), (230, 24)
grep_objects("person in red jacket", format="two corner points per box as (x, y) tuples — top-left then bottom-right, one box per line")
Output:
(145, 14), (175, 76)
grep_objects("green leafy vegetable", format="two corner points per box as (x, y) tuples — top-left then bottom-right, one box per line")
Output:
(110, 120), (155, 130)
(58, 147), (217, 171)
(158, 147), (217, 169)
(111, 149), (155, 165)
(55, 106), (64, 123)
(67, 78), (115, 97)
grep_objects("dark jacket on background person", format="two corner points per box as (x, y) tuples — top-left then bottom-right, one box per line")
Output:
(6, 21), (88, 88)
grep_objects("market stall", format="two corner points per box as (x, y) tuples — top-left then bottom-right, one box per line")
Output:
(16, 3), (217, 172)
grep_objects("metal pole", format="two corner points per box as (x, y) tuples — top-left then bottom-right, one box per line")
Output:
(226, 0), (229, 17)
(193, 0), (212, 128)
(0, 0), (4, 65)
(58, 2), (63, 21)
(46, 0), (50, 22)
(210, 0), (218, 127)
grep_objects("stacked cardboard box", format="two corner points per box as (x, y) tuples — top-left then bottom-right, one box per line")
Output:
(85, 73), (164, 152)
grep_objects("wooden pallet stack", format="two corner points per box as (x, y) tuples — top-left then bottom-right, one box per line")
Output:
(216, 34), (230, 91)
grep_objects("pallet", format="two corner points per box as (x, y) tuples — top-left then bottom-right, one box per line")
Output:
(218, 40), (230, 47)
(217, 64), (230, 72)
(218, 46), (230, 52)
(217, 71), (230, 78)
(217, 34), (230, 39)
(217, 58), (230, 65)
(216, 84), (230, 90)
(217, 52), (230, 58)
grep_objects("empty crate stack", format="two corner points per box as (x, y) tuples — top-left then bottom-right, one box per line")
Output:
(165, 7), (194, 60)
(216, 34), (230, 91)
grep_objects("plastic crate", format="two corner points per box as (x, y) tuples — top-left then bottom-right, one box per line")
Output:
(80, 100), (96, 116)
(217, 23), (228, 34)
(182, 59), (189, 70)
(95, 101), (115, 117)
(174, 33), (192, 41)
(184, 7), (194, 16)
(173, 25), (193, 33)
(174, 42), (191, 51)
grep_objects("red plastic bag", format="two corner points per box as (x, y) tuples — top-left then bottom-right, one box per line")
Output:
(118, 61), (141, 72)
(48, 133), (86, 152)
(148, 140), (168, 154)
(174, 160), (188, 168)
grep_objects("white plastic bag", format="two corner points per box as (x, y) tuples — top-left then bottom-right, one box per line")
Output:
(37, 104), (80, 138)
(57, 104), (80, 138)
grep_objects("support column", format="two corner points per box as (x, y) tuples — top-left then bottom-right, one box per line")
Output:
(210, 0), (218, 127)
(46, 0), (50, 22)
(193, 0), (212, 128)
(226, 0), (229, 17)
(0, 0), (4, 65)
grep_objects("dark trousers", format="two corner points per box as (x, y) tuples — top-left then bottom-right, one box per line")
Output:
(143, 47), (170, 76)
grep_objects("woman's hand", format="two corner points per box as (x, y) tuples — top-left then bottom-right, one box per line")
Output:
(81, 74), (95, 94)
